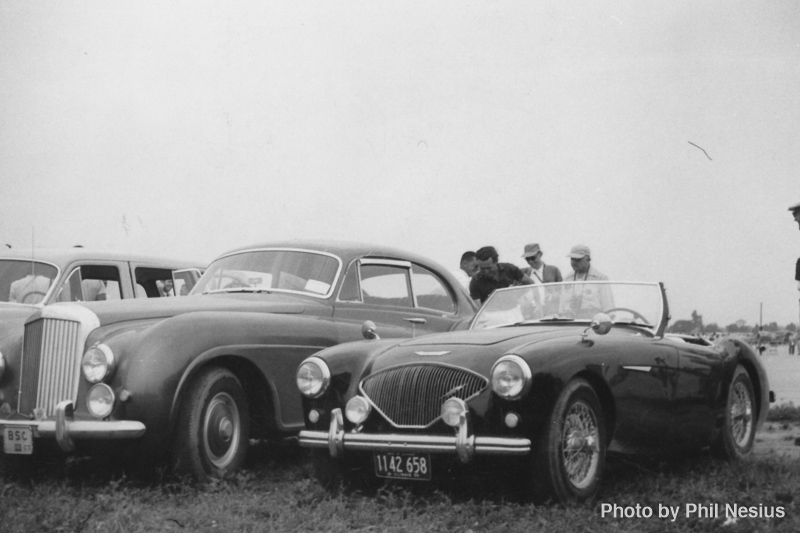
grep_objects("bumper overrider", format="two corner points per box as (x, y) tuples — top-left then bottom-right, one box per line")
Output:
(299, 408), (531, 463)
(2, 400), (145, 453)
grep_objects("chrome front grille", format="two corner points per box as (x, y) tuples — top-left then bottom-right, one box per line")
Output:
(18, 317), (83, 417)
(360, 363), (488, 428)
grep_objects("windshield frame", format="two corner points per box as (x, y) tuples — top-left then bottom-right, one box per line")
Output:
(469, 280), (668, 334)
(0, 258), (62, 306)
(192, 247), (344, 300)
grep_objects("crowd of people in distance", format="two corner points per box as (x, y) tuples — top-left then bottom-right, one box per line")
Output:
(455, 243), (609, 305)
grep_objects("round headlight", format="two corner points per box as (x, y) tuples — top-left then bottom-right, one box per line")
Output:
(86, 383), (115, 418)
(81, 344), (116, 384)
(296, 357), (330, 398)
(491, 355), (532, 400)
(345, 396), (371, 425)
(441, 397), (468, 427)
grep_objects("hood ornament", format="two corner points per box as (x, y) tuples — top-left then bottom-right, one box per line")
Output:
(414, 350), (451, 356)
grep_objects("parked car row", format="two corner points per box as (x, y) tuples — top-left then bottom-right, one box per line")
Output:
(0, 240), (477, 481)
(0, 241), (773, 503)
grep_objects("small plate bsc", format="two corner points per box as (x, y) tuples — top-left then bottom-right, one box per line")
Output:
(374, 451), (431, 481)
(3, 426), (33, 455)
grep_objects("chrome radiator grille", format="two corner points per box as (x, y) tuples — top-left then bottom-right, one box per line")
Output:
(18, 318), (83, 417)
(360, 364), (488, 428)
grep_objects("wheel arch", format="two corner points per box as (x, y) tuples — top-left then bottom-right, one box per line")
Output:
(170, 352), (278, 442)
(573, 369), (616, 447)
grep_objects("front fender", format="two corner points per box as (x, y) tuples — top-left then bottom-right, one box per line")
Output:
(98, 311), (342, 454)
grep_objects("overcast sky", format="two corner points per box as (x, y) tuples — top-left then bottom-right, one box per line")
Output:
(2, 1), (799, 328)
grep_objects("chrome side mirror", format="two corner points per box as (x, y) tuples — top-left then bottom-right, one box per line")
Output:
(581, 313), (612, 343)
(361, 320), (380, 340)
(590, 313), (612, 335)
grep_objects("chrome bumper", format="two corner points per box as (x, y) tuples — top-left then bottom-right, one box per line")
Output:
(1, 401), (146, 453)
(298, 408), (531, 463)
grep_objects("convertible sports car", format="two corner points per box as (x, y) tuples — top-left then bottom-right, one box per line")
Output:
(297, 281), (772, 503)
(0, 240), (477, 480)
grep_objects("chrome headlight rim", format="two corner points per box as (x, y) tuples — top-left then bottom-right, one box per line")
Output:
(296, 356), (331, 398)
(490, 354), (532, 401)
(86, 383), (115, 419)
(81, 343), (116, 384)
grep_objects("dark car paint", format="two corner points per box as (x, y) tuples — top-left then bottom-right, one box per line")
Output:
(304, 321), (768, 457)
(1, 240), (477, 462)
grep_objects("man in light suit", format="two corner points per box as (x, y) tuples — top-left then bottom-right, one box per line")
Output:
(520, 243), (562, 284)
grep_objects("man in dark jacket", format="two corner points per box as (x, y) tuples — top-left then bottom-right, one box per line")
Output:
(791, 202), (800, 290)
(470, 246), (534, 304)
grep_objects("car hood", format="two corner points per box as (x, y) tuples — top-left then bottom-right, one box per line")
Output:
(70, 292), (325, 328)
(0, 304), (38, 343)
(368, 325), (583, 376)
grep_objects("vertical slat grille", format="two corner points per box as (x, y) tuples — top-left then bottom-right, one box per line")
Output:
(18, 318), (82, 417)
(360, 364), (488, 428)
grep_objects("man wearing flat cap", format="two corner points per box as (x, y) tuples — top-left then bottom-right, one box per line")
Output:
(790, 202), (800, 292)
(521, 243), (563, 284)
(562, 244), (614, 318)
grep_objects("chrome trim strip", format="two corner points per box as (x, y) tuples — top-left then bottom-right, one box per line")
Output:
(622, 366), (652, 373)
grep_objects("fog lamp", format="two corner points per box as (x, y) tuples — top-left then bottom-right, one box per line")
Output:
(308, 410), (320, 424)
(441, 397), (468, 427)
(86, 384), (115, 419)
(82, 344), (116, 384)
(345, 396), (371, 425)
(504, 412), (520, 428)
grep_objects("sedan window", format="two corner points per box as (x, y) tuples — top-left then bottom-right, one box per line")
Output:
(360, 265), (412, 308)
(411, 265), (456, 314)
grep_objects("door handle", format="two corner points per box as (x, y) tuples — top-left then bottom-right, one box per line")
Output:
(404, 318), (427, 325)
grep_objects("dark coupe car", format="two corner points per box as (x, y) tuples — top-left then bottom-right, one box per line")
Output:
(0, 240), (476, 480)
(297, 281), (772, 503)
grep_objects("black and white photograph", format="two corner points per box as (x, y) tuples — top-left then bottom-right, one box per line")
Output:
(1, 2), (799, 531)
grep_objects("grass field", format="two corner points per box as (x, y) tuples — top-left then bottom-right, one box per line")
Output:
(1, 358), (798, 532)
(1, 411), (798, 533)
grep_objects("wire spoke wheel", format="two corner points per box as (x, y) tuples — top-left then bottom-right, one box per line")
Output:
(561, 401), (600, 490)
(729, 377), (753, 448)
(533, 378), (606, 504)
(712, 365), (756, 460)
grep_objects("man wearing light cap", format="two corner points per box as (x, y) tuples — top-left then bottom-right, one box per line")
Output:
(562, 244), (614, 318)
(790, 202), (800, 292)
(521, 243), (563, 284)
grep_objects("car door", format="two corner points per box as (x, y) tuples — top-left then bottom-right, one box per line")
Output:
(671, 342), (725, 449)
(605, 337), (680, 453)
(332, 258), (462, 342)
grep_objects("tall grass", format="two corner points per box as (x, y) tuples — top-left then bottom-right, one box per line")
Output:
(1, 435), (798, 533)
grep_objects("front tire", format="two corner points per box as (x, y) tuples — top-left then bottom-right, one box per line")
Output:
(532, 378), (606, 504)
(713, 366), (756, 460)
(172, 367), (250, 481)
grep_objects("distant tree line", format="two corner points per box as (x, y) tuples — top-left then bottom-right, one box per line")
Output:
(667, 309), (797, 336)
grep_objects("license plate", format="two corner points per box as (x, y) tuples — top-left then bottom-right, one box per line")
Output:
(374, 452), (431, 481)
(3, 426), (33, 455)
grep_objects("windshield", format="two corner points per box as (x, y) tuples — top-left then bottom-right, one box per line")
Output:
(192, 249), (341, 298)
(471, 281), (665, 330)
(0, 260), (59, 304)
